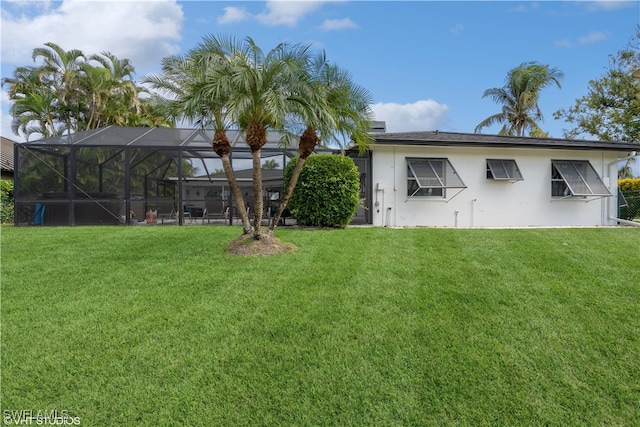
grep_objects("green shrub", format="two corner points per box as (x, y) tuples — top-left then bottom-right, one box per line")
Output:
(1, 180), (14, 224)
(618, 178), (640, 221)
(284, 154), (360, 228)
(618, 178), (640, 193)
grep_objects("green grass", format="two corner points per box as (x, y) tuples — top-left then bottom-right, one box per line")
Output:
(1, 226), (639, 426)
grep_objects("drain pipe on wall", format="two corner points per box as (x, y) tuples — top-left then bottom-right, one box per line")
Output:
(375, 183), (385, 227)
(608, 151), (640, 227)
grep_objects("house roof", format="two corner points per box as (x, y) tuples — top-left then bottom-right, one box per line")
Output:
(20, 126), (307, 160)
(1, 137), (15, 172)
(371, 130), (639, 152)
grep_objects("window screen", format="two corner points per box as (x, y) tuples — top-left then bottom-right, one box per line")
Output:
(551, 160), (611, 197)
(486, 159), (523, 180)
(407, 158), (466, 198)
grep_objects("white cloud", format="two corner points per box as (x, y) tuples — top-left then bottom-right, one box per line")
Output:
(508, 2), (540, 13)
(555, 30), (609, 48)
(216, 1), (350, 29)
(1, 89), (21, 141)
(578, 31), (609, 45)
(320, 18), (358, 31)
(217, 6), (250, 25)
(256, 0), (324, 27)
(370, 100), (449, 133)
(554, 39), (573, 48)
(449, 23), (463, 36)
(584, 1), (637, 11)
(0, 0), (184, 74)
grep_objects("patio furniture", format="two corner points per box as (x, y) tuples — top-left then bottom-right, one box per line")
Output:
(154, 198), (177, 224)
(203, 198), (229, 224)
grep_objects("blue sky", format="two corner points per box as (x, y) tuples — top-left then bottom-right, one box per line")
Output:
(1, 0), (639, 145)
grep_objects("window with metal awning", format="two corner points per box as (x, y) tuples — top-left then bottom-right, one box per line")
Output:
(551, 160), (611, 199)
(406, 157), (466, 200)
(486, 159), (523, 181)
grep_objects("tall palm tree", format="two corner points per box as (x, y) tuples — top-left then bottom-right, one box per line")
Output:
(32, 42), (87, 133)
(475, 62), (563, 136)
(268, 54), (374, 234)
(4, 43), (161, 139)
(2, 66), (58, 139)
(81, 52), (144, 130)
(9, 89), (59, 139)
(209, 37), (315, 239)
(143, 36), (252, 234)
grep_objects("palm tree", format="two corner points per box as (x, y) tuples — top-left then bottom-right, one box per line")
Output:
(209, 37), (316, 239)
(4, 43), (163, 139)
(32, 42), (87, 134)
(619, 157), (637, 179)
(475, 62), (563, 136)
(9, 89), (59, 139)
(268, 55), (374, 234)
(143, 36), (252, 234)
(2, 66), (59, 139)
(262, 159), (279, 169)
(81, 52), (144, 130)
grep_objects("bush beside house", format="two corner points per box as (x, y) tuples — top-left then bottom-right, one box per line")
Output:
(1, 180), (14, 224)
(284, 154), (360, 228)
(618, 178), (640, 221)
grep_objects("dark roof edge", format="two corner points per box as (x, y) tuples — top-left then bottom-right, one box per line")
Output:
(371, 130), (638, 152)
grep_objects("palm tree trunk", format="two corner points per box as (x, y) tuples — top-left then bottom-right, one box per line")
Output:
(268, 157), (306, 235)
(246, 122), (267, 240)
(268, 127), (318, 235)
(211, 130), (251, 234)
(221, 153), (252, 234)
(252, 148), (264, 239)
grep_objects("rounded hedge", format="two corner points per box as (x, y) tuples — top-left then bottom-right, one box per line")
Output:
(284, 154), (360, 228)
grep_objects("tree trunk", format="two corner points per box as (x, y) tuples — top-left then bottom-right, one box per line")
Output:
(212, 130), (251, 234)
(268, 127), (318, 235)
(246, 122), (267, 240)
(221, 153), (252, 234)
(251, 148), (264, 239)
(268, 157), (306, 235)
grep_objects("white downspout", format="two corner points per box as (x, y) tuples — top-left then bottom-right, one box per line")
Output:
(375, 183), (385, 227)
(608, 151), (639, 227)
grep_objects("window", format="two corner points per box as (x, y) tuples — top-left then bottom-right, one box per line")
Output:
(486, 159), (523, 181)
(551, 160), (611, 198)
(407, 158), (466, 198)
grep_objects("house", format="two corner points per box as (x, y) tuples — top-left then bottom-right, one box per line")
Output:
(1, 136), (15, 180)
(350, 129), (638, 228)
(12, 125), (638, 227)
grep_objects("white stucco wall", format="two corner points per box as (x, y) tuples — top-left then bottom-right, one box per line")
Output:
(370, 145), (624, 228)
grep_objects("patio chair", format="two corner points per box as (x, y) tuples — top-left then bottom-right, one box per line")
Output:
(203, 198), (229, 224)
(155, 198), (177, 224)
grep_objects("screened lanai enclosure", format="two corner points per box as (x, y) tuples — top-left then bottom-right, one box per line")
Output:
(14, 126), (333, 226)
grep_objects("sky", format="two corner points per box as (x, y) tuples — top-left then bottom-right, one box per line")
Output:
(1, 0), (639, 148)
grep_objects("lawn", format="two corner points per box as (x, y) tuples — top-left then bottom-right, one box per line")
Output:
(1, 226), (639, 426)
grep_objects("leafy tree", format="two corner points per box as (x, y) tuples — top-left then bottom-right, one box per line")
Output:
(149, 35), (372, 240)
(268, 54), (373, 234)
(144, 35), (252, 234)
(475, 61), (563, 136)
(619, 157), (637, 179)
(31, 42), (87, 134)
(261, 159), (279, 169)
(554, 27), (640, 143)
(204, 36), (318, 239)
(2, 42), (171, 141)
